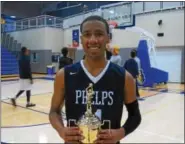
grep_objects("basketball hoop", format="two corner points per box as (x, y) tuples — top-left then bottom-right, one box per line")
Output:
(108, 21), (118, 33)
(108, 21), (118, 41)
(108, 21), (118, 29)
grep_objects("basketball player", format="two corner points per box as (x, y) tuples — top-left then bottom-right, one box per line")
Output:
(58, 47), (73, 70)
(49, 15), (141, 143)
(110, 46), (122, 66)
(11, 47), (35, 107)
(132, 49), (142, 98)
(124, 50), (141, 99)
(133, 49), (141, 71)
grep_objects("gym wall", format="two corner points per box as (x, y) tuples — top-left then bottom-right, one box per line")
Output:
(112, 9), (184, 48)
(30, 50), (52, 73)
(8, 27), (64, 52)
(64, 9), (184, 48)
(8, 27), (64, 73)
(72, 9), (184, 83)
(74, 46), (184, 83)
(6, 9), (183, 78)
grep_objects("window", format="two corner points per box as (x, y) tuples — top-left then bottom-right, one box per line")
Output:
(162, 2), (181, 9)
(144, 2), (161, 12)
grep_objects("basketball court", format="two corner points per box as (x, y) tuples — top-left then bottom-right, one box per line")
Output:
(1, 1), (184, 143)
(1, 75), (184, 143)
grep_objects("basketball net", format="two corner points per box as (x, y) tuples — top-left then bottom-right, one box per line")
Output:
(108, 21), (118, 48)
(108, 20), (118, 33)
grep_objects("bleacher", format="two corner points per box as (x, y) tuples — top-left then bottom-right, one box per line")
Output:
(1, 33), (21, 76)
(1, 47), (19, 75)
(1, 15), (64, 76)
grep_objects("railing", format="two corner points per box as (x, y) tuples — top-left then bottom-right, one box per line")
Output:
(49, 1), (184, 20)
(1, 1), (184, 33)
(1, 15), (63, 33)
(62, 1), (184, 29)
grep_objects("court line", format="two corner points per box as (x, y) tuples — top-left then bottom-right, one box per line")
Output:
(1, 101), (50, 129)
(13, 100), (50, 111)
(1, 96), (66, 129)
(2, 92), (159, 119)
(2, 83), (184, 142)
(137, 129), (184, 143)
(1, 77), (53, 82)
(122, 97), (184, 142)
(2, 123), (50, 129)
(1, 92), (52, 101)
(140, 92), (161, 99)
(1, 101), (49, 115)
(2, 78), (183, 94)
(31, 92), (52, 97)
(1, 92), (160, 129)
(140, 87), (184, 94)
(3, 92), (52, 112)
(1, 89), (182, 129)
(121, 96), (183, 125)
(1, 81), (19, 85)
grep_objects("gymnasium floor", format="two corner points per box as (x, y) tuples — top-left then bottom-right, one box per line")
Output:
(1, 75), (184, 143)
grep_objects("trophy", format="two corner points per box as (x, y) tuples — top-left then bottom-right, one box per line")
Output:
(69, 83), (111, 143)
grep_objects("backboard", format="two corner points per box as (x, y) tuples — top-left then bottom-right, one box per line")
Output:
(100, 2), (135, 29)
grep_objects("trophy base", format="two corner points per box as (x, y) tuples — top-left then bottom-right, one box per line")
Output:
(79, 125), (99, 144)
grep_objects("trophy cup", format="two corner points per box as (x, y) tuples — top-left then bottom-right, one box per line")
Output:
(69, 83), (111, 143)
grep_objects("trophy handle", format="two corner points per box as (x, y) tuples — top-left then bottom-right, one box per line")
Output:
(68, 119), (77, 127)
(101, 120), (111, 134)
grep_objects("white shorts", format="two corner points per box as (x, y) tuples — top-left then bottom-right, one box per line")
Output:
(19, 79), (32, 91)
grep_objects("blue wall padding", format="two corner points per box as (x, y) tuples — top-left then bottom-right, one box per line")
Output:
(137, 40), (168, 87)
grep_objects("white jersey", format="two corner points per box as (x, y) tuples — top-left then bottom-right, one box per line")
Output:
(134, 57), (141, 70)
(110, 55), (122, 66)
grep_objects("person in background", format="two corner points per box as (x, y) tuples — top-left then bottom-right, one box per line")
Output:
(133, 49), (141, 72)
(11, 47), (35, 107)
(124, 50), (140, 98)
(132, 49), (145, 99)
(83, 55), (85, 59)
(110, 46), (122, 66)
(58, 47), (73, 70)
(105, 43), (112, 60)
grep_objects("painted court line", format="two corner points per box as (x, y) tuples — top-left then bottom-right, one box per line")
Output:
(2, 91), (183, 130)
(137, 129), (184, 143)
(121, 97), (183, 127)
(31, 92), (52, 96)
(140, 92), (161, 99)
(140, 87), (184, 94)
(1, 77), (54, 82)
(1, 92), (52, 101)
(121, 98), (184, 143)
(1, 101), (50, 129)
(2, 123), (50, 129)
(1, 101), (49, 115)
(14, 100), (50, 111)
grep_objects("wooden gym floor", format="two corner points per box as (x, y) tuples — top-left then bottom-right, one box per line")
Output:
(1, 75), (184, 143)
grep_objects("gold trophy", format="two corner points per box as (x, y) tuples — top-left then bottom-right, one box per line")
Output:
(69, 83), (111, 143)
